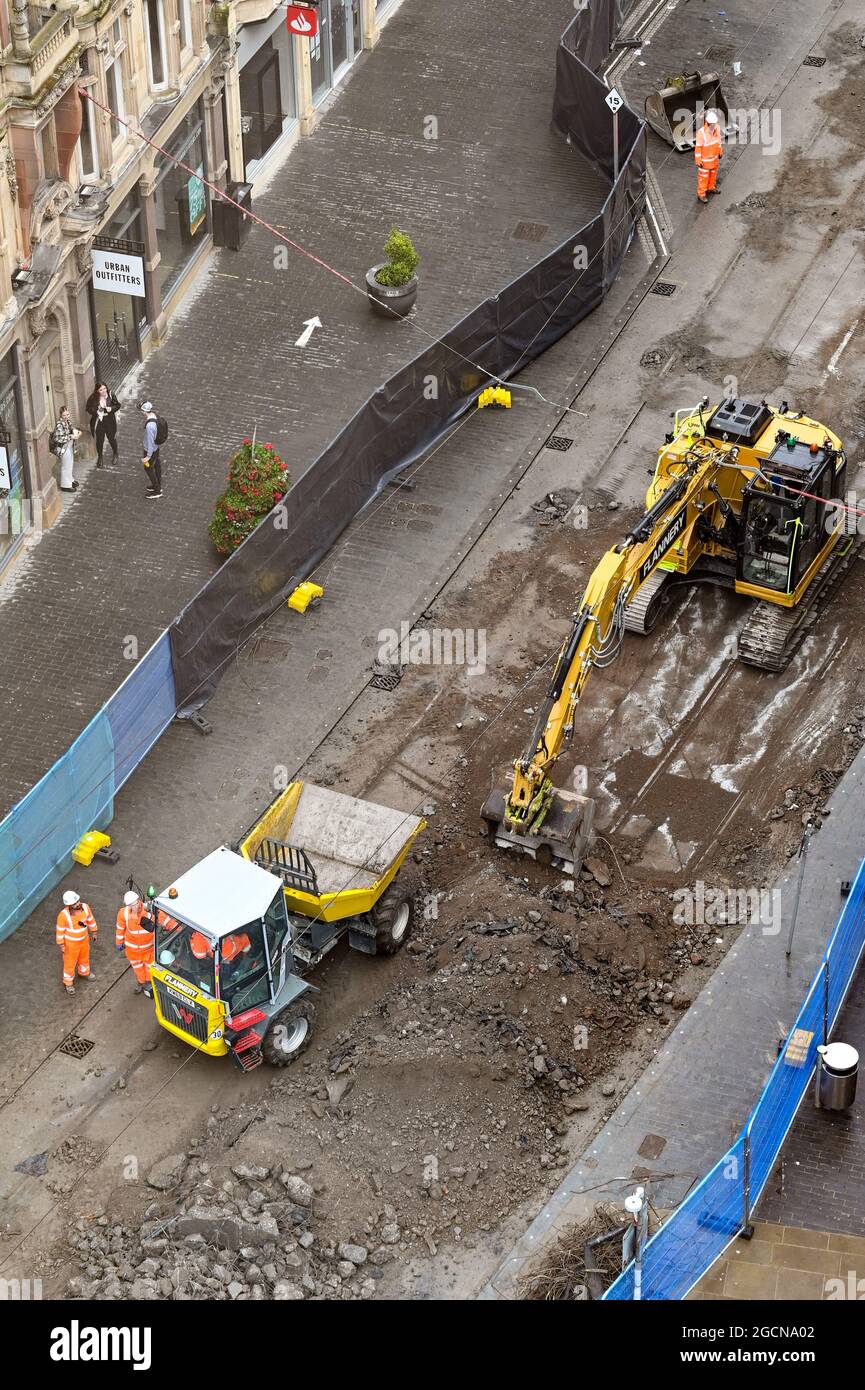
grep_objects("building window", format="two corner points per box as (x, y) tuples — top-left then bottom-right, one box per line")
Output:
(106, 56), (126, 144)
(145, 0), (167, 88)
(179, 0), (192, 54)
(77, 91), (99, 181)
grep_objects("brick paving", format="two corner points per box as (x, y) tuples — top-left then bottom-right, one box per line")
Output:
(758, 977), (865, 1239)
(0, 0), (604, 815)
(690, 1222), (865, 1300)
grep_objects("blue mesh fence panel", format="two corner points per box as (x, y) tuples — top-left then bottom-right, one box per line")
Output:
(104, 632), (176, 792)
(746, 972), (825, 1203)
(0, 711), (115, 944)
(0, 633), (177, 945)
(605, 1138), (745, 1300)
(826, 863), (865, 1027)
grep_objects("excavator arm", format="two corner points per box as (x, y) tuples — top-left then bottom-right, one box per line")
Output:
(482, 426), (735, 868)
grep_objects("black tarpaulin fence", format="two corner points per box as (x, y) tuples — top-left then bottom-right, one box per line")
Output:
(170, 2), (648, 711)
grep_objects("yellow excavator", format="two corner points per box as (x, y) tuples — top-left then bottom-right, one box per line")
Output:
(482, 396), (857, 870)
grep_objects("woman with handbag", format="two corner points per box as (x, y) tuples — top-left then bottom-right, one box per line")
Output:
(86, 381), (121, 468)
(51, 406), (82, 492)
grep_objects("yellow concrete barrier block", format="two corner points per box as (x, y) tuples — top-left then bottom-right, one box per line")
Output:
(288, 581), (324, 613)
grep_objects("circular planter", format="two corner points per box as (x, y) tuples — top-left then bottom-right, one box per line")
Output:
(366, 264), (418, 319)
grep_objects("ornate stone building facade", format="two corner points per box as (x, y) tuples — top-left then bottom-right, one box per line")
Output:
(0, 0), (401, 569)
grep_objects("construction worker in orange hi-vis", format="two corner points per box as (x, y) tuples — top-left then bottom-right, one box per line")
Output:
(115, 890), (155, 997)
(56, 890), (99, 995)
(695, 108), (724, 203)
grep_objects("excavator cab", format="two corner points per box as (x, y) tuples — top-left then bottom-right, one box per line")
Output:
(737, 437), (846, 599)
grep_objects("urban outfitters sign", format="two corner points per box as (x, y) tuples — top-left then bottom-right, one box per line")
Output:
(92, 248), (146, 299)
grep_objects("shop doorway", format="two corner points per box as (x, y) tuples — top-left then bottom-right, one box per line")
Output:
(311, 0), (363, 103)
(92, 286), (140, 393)
(41, 342), (66, 426)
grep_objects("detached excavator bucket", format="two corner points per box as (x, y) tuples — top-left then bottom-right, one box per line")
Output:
(481, 781), (595, 875)
(644, 71), (731, 151)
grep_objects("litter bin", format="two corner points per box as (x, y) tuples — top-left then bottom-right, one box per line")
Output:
(817, 1042), (859, 1111)
(212, 181), (253, 252)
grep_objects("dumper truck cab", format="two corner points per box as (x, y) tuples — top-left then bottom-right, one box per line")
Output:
(149, 783), (423, 1071)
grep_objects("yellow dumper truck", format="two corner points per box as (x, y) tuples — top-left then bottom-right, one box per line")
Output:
(147, 781), (424, 1071)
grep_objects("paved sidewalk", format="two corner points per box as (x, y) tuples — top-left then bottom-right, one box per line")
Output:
(0, 0), (605, 814)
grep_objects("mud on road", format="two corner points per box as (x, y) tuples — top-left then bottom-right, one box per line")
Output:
(50, 480), (865, 1300)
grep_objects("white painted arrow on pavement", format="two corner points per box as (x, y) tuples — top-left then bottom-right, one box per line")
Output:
(295, 316), (322, 348)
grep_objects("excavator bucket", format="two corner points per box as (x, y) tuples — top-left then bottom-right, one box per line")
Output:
(644, 71), (731, 151)
(481, 781), (595, 875)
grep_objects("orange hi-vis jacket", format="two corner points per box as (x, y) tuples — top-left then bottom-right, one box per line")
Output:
(115, 901), (155, 956)
(190, 930), (251, 962)
(56, 902), (97, 948)
(695, 122), (723, 169)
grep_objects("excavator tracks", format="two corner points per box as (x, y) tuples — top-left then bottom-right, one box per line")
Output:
(738, 535), (863, 672)
(623, 568), (671, 634)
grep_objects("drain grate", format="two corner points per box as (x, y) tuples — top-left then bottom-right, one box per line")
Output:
(59, 1033), (94, 1060)
(370, 669), (403, 692)
(651, 281), (677, 297)
(546, 435), (574, 452)
(802, 54), (826, 67)
(512, 221), (549, 243)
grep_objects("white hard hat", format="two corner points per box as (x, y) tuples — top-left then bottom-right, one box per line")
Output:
(124, 890), (140, 906)
(62, 890), (80, 906)
(705, 109), (720, 124)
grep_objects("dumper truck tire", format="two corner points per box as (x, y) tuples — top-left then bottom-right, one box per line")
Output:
(371, 884), (414, 955)
(262, 999), (316, 1066)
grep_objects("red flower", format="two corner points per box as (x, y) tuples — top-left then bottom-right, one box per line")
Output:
(263, 443), (273, 450)
(242, 437), (251, 445)
(274, 492), (283, 502)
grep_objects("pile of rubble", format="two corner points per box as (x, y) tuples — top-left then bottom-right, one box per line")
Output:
(65, 1152), (403, 1302)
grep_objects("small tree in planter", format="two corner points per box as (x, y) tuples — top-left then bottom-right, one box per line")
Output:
(209, 438), (290, 556)
(366, 227), (420, 318)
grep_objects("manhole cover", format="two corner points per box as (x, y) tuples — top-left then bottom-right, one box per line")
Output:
(512, 221), (549, 243)
(802, 54), (826, 66)
(651, 281), (677, 297)
(370, 670), (403, 692)
(59, 1034), (94, 1060)
(546, 435), (574, 452)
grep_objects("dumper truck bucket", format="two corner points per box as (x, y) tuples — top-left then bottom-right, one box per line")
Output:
(238, 780), (425, 922)
(644, 71), (730, 151)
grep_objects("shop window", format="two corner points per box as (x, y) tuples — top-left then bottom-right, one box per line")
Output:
(0, 353), (31, 572)
(153, 110), (210, 303)
(144, 0), (167, 89)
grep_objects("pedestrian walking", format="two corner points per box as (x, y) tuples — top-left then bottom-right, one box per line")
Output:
(141, 400), (167, 499)
(695, 108), (724, 203)
(56, 890), (99, 994)
(50, 406), (82, 492)
(115, 889), (154, 996)
(86, 381), (121, 468)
